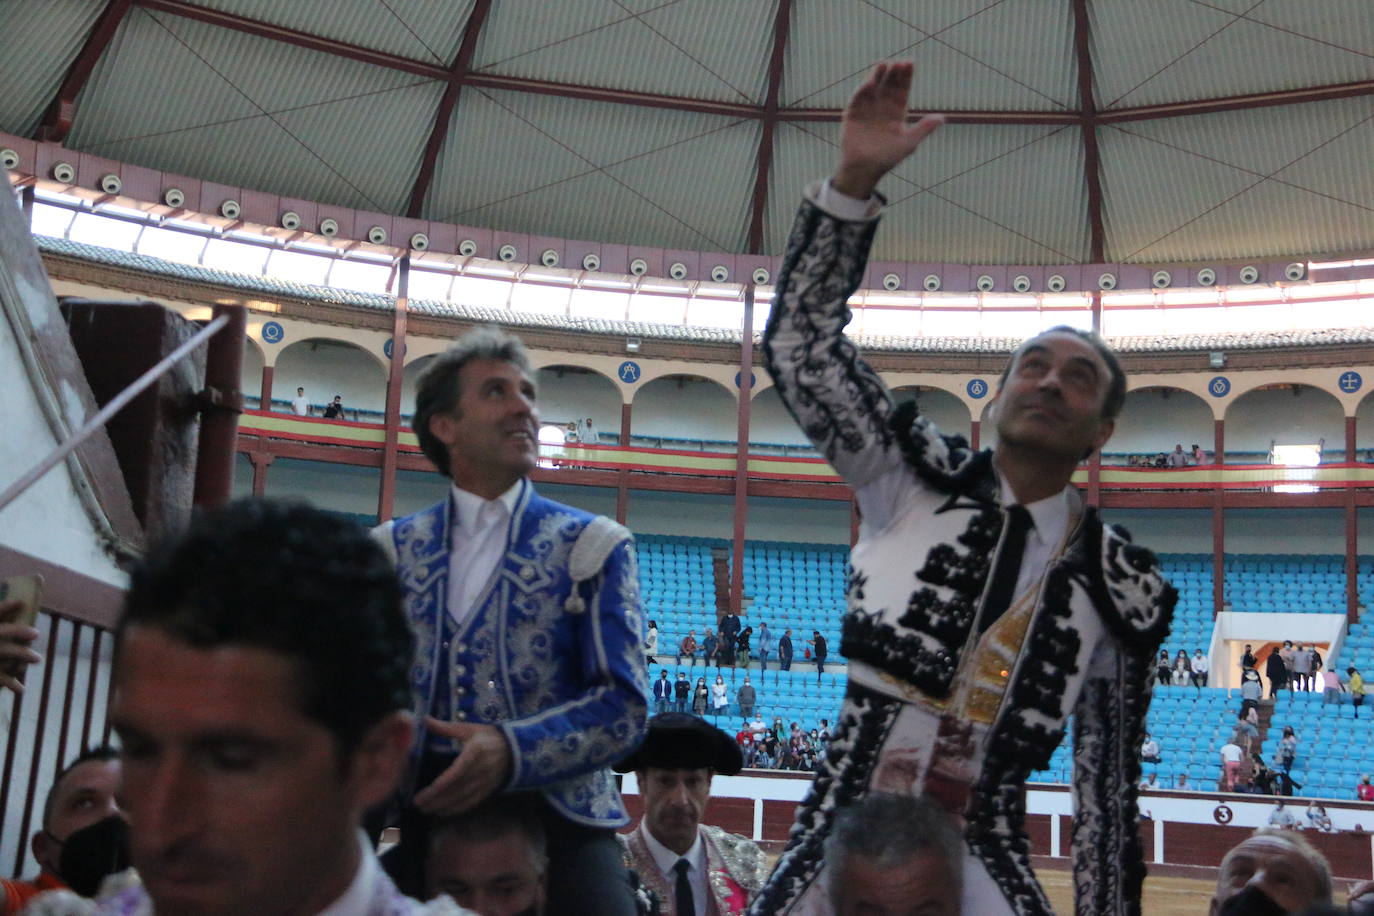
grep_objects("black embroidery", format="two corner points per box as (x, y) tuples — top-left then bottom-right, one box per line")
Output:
(745, 684), (902, 916)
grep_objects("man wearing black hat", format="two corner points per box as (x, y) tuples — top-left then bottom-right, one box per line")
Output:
(615, 714), (768, 916)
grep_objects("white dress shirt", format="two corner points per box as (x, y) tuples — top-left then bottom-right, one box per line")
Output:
(640, 823), (708, 916)
(447, 480), (523, 625)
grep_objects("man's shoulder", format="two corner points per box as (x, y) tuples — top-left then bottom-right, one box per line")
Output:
(701, 825), (769, 887)
(1086, 517), (1177, 649)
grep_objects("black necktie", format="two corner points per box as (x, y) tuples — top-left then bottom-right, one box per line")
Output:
(674, 858), (694, 916)
(980, 505), (1033, 634)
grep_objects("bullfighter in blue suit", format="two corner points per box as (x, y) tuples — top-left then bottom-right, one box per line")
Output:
(373, 327), (648, 916)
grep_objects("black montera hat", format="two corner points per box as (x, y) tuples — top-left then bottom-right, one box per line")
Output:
(613, 713), (743, 775)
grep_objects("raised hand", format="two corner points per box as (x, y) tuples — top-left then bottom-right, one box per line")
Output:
(833, 62), (944, 200)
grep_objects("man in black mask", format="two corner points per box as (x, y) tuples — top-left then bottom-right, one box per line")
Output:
(1, 746), (128, 911)
(1209, 828), (1332, 915)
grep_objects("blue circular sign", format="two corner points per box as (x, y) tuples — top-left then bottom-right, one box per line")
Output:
(1208, 376), (1231, 398)
(261, 321), (284, 344)
(1339, 370), (1363, 394)
(383, 338), (407, 359)
(618, 361), (641, 384)
(966, 378), (989, 399)
(735, 371), (757, 389)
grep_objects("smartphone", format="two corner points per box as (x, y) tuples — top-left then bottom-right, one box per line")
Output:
(0, 574), (43, 630)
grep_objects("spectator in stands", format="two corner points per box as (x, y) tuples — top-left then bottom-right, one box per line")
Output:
(1277, 727), (1298, 773)
(1280, 641), (1298, 693)
(718, 612), (741, 668)
(818, 719), (832, 742)
(1221, 734), (1246, 791)
(1267, 647), (1289, 698)
(756, 622), (773, 672)
(679, 630), (697, 668)
(645, 621), (659, 665)
(614, 714), (768, 916)
(736, 626), (753, 670)
(1152, 452), (1168, 468)
(323, 393), (345, 419)
(653, 670), (672, 715)
(1293, 643), (1314, 692)
(579, 417), (598, 447)
(1167, 444), (1188, 468)
(1191, 444), (1207, 465)
(426, 803), (547, 916)
(1193, 649), (1210, 687)
(1267, 800), (1298, 829)
(102, 501), (448, 916)
(777, 628), (793, 672)
(702, 629), (719, 669)
(1321, 667), (1345, 704)
(1172, 649), (1193, 686)
(292, 386), (311, 417)
(750, 714), (766, 737)
(1241, 644), (1257, 670)
(675, 673), (690, 713)
(1311, 646), (1324, 685)
(1358, 775), (1374, 801)
(1209, 829), (1333, 915)
(693, 677), (709, 716)
(562, 421), (580, 445)
(1350, 666), (1366, 717)
(1140, 733), (1161, 764)
(1157, 649), (1172, 686)
(0, 594), (40, 695)
(808, 630), (827, 681)
(1, 747), (127, 913)
(1250, 754), (1277, 796)
(823, 793), (962, 916)
(711, 675), (729, 717)
(1305, 802), (1334, 833)
(1176, 773), (1189, 790)
(1241, 668), (1263, 716)
(1235, 712), (1259, 750)
(737, 676), (756, 720)
(1138, 773), (1157, 791)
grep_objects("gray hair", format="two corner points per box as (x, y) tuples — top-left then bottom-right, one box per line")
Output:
(410, 326), (534, 475)
(824, 793), (964, 906)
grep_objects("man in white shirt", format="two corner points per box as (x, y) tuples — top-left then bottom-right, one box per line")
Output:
(93, 500), (467, 916)
(1193, 649), (1211, 687)
(292, 386), (311, 416)
(753, 62), (1174, 916)
(616, 714), (768, 916)
(1220, 739), (1246, 791)
(373, 327), (646, 916)
(1167, 444), (1188, 468)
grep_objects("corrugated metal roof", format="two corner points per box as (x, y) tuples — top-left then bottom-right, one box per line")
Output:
(427, 88), (756, 250)
(1093, 0), (1374, 110)
(476, 0), (776, 104)
(1101, 98), (1374, 261)
(192, 0), (474, 65)
(68, 8), (443, 211)
(786, 0), (1077, 111)
(0, 0), (105, 136)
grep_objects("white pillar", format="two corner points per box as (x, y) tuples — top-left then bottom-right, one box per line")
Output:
(754, 798), (764, 841)
(1155, 818), (1166, 865)
(1049, 814), (1062, 857)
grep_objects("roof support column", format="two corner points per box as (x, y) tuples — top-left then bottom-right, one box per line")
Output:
(1071, 0), (1106, 266)
(36, 0), (135, 142)
(730, 287), (756, 616)
(746, 0), (794, 254)
(377, 257), (409, 524)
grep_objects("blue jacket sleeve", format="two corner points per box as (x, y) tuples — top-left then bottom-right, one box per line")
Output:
(500, 538), (649, 789)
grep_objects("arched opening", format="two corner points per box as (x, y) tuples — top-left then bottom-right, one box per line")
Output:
(1225, 384), (1346, 466)
(1111, 387), (1213, 467)
(632, 375), (737, 450)
(534, 364), (622, 445)
(275, 338), (388, 421)
(240, 338), (265, 408)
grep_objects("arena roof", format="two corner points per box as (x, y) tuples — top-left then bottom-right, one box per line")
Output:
(3, 1), (1373, 267)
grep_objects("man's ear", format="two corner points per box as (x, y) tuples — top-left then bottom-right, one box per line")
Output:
(349, 711), (416, 811)
(1091, 417), (1116, 453)
(428, 412), (459, 449)
(32, 829), (56, 874)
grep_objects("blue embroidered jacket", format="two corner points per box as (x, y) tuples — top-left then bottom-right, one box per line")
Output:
(375, 480), (649, 828)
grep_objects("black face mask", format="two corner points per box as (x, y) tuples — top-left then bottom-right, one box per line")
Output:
(1217, 885), (1288, 916)
(53, 815), (131, 897)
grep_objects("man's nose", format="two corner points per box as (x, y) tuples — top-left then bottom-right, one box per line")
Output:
(133, 760), (201, 848)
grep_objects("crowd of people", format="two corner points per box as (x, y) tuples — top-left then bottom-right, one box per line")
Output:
(664, 618), (832, 682)
(1124, 443), (1210, 467)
